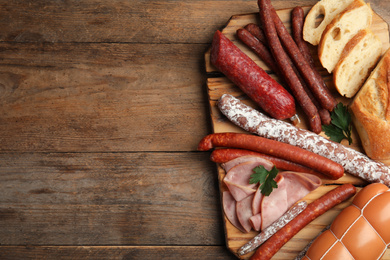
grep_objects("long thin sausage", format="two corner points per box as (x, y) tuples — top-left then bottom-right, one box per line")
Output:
(291, 6), (331, 125)
(264, 0), (337, 111)
(198, 133), (344, 180)
(258, 0), (322, 133)
(210, 148), (324, 177)
(217, 94), (390, 186)
(250, 184), (357, 260)
(238, 201), (308, 256)
(210, 30), (296, 120)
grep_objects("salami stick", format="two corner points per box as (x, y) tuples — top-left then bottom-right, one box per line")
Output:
(198, 133), (344, 180)
(237, 201), (308, 256)
(210, 30), (296, 120)
(250, 184), (356, 260)
(210, 148), (324, 177)
(265, 0), (337, 111)
(258, 0), (322, 133)
(217, 94), (390, 186)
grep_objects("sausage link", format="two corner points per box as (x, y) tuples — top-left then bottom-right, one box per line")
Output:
(210, 30), (296, 120)
(238, 201), (308, 256)
(210, 148), (324, 177)
(266, 0), (337, 111)
(198, 133), (344, 180)
(258, 0), (322, 133)
(236, 28), (279, 73)
(244, 23), (267, 45)
(250, 184), (357, 260)
(291, 6), (332, 125)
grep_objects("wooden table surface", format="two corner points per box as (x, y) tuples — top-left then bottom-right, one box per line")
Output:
(0, 1), (389, 259)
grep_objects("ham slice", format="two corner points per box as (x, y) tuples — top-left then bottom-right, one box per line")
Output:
(221, 155), (273, 172)
(221, 156), (322, 233)
(236, 194), (255, 233)
(222, 191), (246, 232)
(260, 172), (322, 230)
(224, 160), (270, 201)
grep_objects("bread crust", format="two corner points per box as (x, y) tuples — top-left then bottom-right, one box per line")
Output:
(350, 48), (390, 163)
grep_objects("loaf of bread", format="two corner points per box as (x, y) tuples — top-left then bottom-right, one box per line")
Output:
(350, 48), (390, 164)
(333, 28), (382, 98)
(303, 183), (390, 260)
(303, 0), (353, 46)
(318, 0), (373, 73)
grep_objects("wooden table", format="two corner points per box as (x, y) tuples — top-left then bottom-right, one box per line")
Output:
(0, 1), (389, 259)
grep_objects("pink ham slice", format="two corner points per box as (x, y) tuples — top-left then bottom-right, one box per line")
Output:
(260, 171), (321, 230)
(221, 155), (274, 172)
(236, 194), (255, 233)
(249, 213), (262, 231)
(222, 191), (246, 232)
(223, 158), (274, 202)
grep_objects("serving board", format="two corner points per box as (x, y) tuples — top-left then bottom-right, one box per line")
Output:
(204, 6), (390, 260)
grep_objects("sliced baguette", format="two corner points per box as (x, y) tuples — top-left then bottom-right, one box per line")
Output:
(303, 0), (354, 46)
(333, 29), (382, 98)
(350, 48), (390, 163)
(318, 0), (373, 73)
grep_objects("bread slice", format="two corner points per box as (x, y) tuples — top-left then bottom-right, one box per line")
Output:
(303, 0), (354, 46)
(318, 0), (373, 73)
(333, 29), (382, 98)
(350, 48), (390, 164)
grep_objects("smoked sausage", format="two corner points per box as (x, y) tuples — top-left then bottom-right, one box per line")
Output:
(198, 133), (344, 180)
(262, 0), (337, 111)
(250, 184), (357, 260)
(257, 0), (322, 133)
(210, 30), (296, 120)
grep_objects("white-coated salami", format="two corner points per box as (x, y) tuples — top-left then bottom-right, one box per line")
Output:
(237, 201), (307, 256)
(217, 94), (390, 186)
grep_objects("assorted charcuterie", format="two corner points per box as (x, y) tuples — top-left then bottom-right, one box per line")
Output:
(201, 0), (390, 258)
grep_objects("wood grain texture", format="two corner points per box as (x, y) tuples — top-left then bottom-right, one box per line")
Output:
(0, 152), (225, 245)
(0, 43), (210, 152)
(204, 6), (390, 260)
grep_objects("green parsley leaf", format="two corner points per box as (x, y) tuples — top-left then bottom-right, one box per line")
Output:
(249, 165), (278, 196)
(322, 102), (353, 145)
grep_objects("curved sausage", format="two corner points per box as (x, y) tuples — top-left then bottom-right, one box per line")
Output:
(198, 133), (344, 180)
(210, 30), (296, 120)
(210, 148), (324, 177)
(258, 0), (322, 133)
(250, 184), (357, 260)
(263, 0), (337, 111)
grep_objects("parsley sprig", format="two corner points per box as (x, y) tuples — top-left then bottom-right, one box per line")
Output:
(249, 165), (278, 196)
(322, 102), (353, 145)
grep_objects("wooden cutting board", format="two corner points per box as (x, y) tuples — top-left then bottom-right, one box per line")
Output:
(204, 6), (390, 260)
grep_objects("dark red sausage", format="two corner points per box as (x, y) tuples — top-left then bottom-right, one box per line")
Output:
(241, 23), (330, 127)
(244, 23), (267, 45)
(257, 0), (322, 133)
(266, 0), (337, 111)
(210, 148), (325, 177)
(198, 133), (344, 180)
(291, 6), (332, 125)
(236, 28), (279, 73)
(250, 184), (356, 260)
(210, 30), (296, 120)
